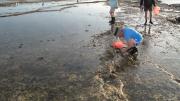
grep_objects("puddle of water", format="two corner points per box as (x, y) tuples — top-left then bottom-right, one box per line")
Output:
(0, 0), (180, 100)
(0, 2), (110, 100)
(0, 1), (77, 16)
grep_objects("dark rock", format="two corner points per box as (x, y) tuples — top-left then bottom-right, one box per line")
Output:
(37, 57), (44, 61)
(175, 17), (180, 23)
(85, 29), (89, 32)
(18, 43), (23, 48)
(174, 78), (180, 83)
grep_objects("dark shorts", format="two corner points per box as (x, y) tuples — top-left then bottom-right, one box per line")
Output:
(127, 47), (138, 55)
(144, 6), (153, 11)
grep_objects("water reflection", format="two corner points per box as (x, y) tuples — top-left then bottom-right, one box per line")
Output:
(0, 2), (109, 100)
(144, 25), (151, 35)
(111, 23), (115, 33)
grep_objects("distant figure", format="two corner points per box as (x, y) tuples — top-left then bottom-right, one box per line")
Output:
(115, 22), (143, 56)
(140, 0), (156, 25)
(108, 0), (118, 24)
(42, 0), (44, 6)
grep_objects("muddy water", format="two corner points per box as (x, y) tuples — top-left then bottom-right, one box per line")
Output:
(0, 2), (111, 100)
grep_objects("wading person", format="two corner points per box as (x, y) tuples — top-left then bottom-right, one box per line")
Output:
(140, 0), (156, 25)
(108, 0), (118, 24)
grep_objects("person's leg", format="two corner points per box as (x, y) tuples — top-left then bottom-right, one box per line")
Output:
(109, 8), (115, 24)
(149, 11), (153, 24)
(127, 39), (136, 48)
(121, 39), (137, 56)
(121, 39), (135, 54)
(149, 7), (153, 24)
(110, 10), (114, 17)
(144, 11), (148, 25)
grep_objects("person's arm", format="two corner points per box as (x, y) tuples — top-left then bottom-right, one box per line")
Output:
(152, 0), (156, 6)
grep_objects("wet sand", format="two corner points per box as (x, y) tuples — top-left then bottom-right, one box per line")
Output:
(0, 0), (180, 101)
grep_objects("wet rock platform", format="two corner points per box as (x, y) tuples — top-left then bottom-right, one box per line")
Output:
(0, 0), (180, 101)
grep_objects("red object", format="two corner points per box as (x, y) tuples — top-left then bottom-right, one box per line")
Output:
(154, 6), (160, 15)
(112, 41), (126, 49)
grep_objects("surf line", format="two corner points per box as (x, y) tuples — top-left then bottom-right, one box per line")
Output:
(154, 64), (180, 86)
(0, 0), (106, 18)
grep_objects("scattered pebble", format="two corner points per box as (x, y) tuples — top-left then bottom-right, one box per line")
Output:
(37, 57), (44, 61)
(93, 44), (96, 47)
(85, 29), (89, 32)
(18, 43), (23, 48)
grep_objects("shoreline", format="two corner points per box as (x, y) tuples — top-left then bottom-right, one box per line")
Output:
(1, 0), (180, 7)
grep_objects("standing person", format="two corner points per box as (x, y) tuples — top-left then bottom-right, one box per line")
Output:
(140, 0), (156, 25)
(108, 0), (118, 24)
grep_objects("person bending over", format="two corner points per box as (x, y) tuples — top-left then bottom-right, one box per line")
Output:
(115, 22), (143, 56)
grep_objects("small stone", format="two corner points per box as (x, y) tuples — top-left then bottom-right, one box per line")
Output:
(18, 43), (23, 48)
(175, 17), (180, 23)
(93, 44), (96, 47)
(37, 57), (44, 61)
(85, 30), (89, 32)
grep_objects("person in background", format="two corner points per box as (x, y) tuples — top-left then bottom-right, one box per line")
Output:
(140, 0), (156, 25)
(108, 0), (118, 24)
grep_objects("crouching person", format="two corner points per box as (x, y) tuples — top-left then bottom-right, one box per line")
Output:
(114, 22), (143, 56)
